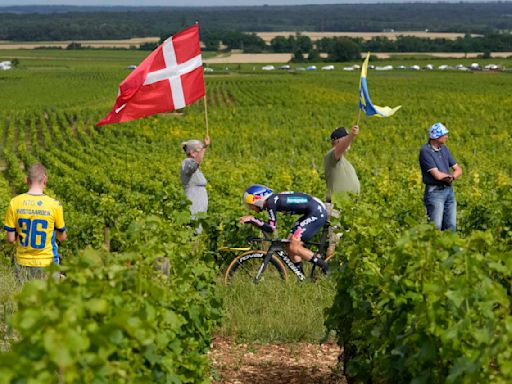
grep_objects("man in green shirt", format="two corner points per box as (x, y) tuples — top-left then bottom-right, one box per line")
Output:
(324, 125), (360, 201)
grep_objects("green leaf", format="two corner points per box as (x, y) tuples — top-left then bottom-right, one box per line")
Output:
(445, 289), (465, 308)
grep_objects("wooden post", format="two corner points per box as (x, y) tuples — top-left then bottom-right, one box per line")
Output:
(203, 95), (209, 137)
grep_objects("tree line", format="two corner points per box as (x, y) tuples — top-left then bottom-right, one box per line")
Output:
(1, 3), (512, 41)
(180, 31), (512, 62)
(38, 31), (512, 62)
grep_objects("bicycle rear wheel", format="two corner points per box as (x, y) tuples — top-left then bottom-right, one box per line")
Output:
(224, 250), (288, 284)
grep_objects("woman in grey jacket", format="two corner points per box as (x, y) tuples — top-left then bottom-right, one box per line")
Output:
(180, 136), (211, 218)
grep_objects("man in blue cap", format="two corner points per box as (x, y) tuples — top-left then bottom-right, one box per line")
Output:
(419, 122), (463, 231)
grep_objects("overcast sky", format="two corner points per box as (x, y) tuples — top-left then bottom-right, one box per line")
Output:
(0, 0), (501, 6)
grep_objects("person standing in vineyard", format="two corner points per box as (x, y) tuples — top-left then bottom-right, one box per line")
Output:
(324, 125), (360, 202)
(419, 123), (462, 232)
(3, 163), (67, 279)
(180, 136), (211, 223)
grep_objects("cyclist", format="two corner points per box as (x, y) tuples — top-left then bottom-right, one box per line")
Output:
(239, 184), (329, 274)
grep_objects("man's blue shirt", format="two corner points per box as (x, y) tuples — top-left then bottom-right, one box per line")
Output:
(419, 142), (456, 186)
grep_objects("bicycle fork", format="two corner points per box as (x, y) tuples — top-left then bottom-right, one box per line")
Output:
(253, 246), (276, 283)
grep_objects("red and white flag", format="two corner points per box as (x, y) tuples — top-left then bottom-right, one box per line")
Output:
(97, 24), (205, 126)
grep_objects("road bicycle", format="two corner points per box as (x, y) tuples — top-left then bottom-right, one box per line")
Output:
(220, 217), (341, 284)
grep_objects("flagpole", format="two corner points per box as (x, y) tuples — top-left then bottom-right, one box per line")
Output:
(355, 51), (370, 127)
(203, 94), (209, 137)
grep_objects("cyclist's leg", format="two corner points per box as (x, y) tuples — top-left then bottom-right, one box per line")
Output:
(288, 214), (329, 274)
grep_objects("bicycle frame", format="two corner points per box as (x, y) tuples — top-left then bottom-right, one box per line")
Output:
(222, 220), (340, 284)
(254, 239), (306, 283)
(251, 220), (334, 283)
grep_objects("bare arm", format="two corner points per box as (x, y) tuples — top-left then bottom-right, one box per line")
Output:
(6, 231), (16, 244)
(452, 164), (462, 180)
(429, 168), (453, 181)
(333, 125), (359, 160)
(429, 163), (462, 183)
(192, 135), (211, 165)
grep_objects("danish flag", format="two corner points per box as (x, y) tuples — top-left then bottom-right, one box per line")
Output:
(97, 24), (205, 126)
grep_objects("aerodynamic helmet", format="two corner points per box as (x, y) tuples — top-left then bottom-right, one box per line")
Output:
(243, 184), (273, 209)
(429, 122), (449, 139)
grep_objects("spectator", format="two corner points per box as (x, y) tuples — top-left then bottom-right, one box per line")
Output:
(180, 136), (211, 219)
(324, 125), (360, 202)
(419, 123), (463, 231)
(3, 163), (66, 280)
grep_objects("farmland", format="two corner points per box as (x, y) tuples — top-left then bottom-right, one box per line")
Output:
(0, 49), (511, 382)
(255, 31), (481, 43)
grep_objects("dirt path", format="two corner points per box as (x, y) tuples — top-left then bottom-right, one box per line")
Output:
(209, 337), (346, 384)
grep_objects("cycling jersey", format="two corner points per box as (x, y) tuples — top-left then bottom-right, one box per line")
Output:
(249, 192), (327, 241)
(4, 193), (66, 267)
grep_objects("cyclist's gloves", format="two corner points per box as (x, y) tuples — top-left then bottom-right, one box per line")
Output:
(247, 217), (274, 233)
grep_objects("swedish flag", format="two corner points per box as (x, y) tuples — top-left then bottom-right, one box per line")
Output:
(359, 52), (401, 117)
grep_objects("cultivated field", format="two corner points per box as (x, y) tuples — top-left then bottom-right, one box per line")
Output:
(0, 37), (160, 49)
(0, 49), (511, 383)
(255, 31), (481, 42)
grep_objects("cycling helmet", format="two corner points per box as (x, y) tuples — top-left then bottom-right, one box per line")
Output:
(243, 184), (273, 209)
(429, 122), (449, 139)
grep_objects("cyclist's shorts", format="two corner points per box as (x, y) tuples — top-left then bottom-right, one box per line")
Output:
(290, 199), (327, 241)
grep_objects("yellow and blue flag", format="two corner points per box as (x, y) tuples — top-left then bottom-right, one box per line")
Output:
(359, 52), (401, 117)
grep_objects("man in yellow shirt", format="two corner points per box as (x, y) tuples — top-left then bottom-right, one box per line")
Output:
(4, 164), (66, 278)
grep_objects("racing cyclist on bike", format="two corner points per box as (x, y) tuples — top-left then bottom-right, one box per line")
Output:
(239, 184), (330, 275)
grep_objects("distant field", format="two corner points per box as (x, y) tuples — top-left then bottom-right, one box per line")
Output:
(0, 37), (159, 49)
(204, 53), (293, 64)
(255, 31), (481, 42)
(380, 52), (512, 59)
(203, 52), (512, 64)
(0, 31), (480, 51)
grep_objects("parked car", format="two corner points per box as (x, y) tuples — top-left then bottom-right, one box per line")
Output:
(262, 65), (275, 71)
(321, 65), (335, 71)
(485, 64), (500, 71)
(306, 65), (317, 71)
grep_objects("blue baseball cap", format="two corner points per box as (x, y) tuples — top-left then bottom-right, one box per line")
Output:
(429, 122), (449, 139)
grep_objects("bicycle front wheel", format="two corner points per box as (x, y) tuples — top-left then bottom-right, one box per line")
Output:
(224, 250), (288, 284)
